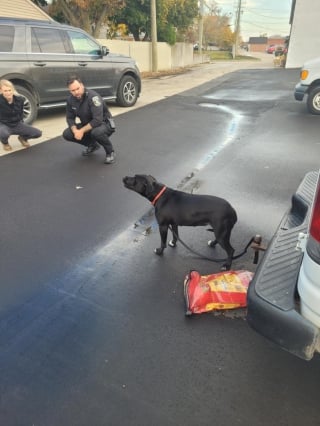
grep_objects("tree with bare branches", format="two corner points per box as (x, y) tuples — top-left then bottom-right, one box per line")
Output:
(49, 0), (123, 37)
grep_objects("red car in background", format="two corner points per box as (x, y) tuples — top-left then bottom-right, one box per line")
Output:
(266, 44), (276, 54)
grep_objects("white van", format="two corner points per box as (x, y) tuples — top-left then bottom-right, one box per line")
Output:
(294, 56), (320, 114)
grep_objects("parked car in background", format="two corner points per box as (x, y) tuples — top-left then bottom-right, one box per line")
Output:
(193, 43), (204, 51)
(294, 55), (320, 114)
(0, 18), (141, 123)
(247, 170), (320, 361)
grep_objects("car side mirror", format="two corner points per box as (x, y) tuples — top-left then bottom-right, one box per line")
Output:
(101, 46), (109, 56)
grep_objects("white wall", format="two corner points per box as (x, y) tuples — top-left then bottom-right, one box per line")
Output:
(97, 39), (195, 72)
(286, 0), (320, 68)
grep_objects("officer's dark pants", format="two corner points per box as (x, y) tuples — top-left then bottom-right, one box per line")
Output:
(0, 122), (42, 143)
(63, 123), (114, 155)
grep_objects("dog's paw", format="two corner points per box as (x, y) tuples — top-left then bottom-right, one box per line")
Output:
(154, 248), (164, 255)
(220, 264), (231, 271)
(208, 240), (218, 248)
(168, 240), (176, 248)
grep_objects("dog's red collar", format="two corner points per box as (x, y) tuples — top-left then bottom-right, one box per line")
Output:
(151, 186), (167, 206)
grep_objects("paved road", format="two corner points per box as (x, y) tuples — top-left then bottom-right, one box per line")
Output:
(3, 58), (319, 426)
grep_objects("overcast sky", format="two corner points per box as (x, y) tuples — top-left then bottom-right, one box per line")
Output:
(214, 0), (292, 41)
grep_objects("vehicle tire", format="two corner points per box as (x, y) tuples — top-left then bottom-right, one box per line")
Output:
(116, 75), (139, 107)
(307, 86), (320, 115)
(15, 85), (38, 124)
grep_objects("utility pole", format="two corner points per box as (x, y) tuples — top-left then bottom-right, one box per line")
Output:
(151, 0), (158, 72)
(233, 0), (242, 59)
(198, 0), (204, 61)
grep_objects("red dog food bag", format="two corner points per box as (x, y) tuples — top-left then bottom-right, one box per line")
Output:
(184, 270), (254, 315)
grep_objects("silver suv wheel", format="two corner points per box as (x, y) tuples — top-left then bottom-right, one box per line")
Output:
(116, 75), (139, 107)
(15, 85), (38, 124)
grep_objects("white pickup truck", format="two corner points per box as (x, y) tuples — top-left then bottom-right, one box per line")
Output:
(294, 56), (320, 114)
(247, 170), (320, 361)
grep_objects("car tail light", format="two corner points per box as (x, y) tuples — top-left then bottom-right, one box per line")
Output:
(309, 183), (320, 242)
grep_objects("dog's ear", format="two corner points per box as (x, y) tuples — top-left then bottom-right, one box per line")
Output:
(144, 175), (157, 196)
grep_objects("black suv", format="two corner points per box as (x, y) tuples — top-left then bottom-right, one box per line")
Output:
(0, 18), (141, 123)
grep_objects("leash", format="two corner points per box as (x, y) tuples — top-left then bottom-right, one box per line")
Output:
(168, 225), (257, 264)
(151, 188), (264, 264)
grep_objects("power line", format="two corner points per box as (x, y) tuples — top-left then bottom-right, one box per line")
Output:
(241, 19), (289, 31)
(244, 9), (290, 20)
(241, 18), (290, 27)
(245, 7), (291, 13)
(240, 3), (290, 38)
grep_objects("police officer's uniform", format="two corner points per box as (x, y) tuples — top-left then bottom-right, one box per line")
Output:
(63, 88), (115, 159)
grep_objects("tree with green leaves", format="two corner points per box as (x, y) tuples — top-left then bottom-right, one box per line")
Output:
(110, 0), (150, 41)
(163, 0), (199, 43)
(111, 0), (198, 43)
(36, 0), (198, 44)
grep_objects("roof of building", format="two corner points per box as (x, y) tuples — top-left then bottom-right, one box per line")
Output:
(248, 37), (268, 44)
(1, 0), (52, 21)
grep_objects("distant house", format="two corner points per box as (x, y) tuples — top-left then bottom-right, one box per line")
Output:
(267, 37), (286, 48)
(1, 0), (52, 20)
(248, 37), (268, 52)
(248, 36), (286, 54)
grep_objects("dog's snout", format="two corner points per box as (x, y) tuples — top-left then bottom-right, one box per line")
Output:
(123, 176), (136, 188)
(123, 176), (132, 184)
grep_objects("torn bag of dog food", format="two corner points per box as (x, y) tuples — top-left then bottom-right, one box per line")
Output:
(184, 270), (254, 315)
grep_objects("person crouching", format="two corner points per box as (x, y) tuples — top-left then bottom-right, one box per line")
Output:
(62, 75), (116, 164)
(0, 79), (42, 151)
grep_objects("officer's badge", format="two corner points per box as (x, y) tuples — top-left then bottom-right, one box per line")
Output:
(92, 96), (102, 107)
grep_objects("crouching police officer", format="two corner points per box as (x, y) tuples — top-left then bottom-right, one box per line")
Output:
(63, 75), (115, 164)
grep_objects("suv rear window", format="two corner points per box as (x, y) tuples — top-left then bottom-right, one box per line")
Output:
(31, 27), (69, 53)
(0, 25), (15, 52)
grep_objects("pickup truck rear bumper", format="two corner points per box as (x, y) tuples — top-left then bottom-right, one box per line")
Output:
(294, 83), (308, 101)
(247, 171), (320, 360)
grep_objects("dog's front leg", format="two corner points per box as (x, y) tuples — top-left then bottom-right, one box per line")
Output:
(154, 225), (168, 255)
(169, 224), (178, 248)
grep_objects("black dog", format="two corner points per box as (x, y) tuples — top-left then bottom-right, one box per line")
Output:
(123, 174), (237, 270)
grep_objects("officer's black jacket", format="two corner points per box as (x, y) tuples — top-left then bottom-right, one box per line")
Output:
(0, 94), (24, 127)
(66, 89), (111, 129)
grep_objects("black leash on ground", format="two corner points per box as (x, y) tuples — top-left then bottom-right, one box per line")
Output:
(168, 225), (256, 264)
